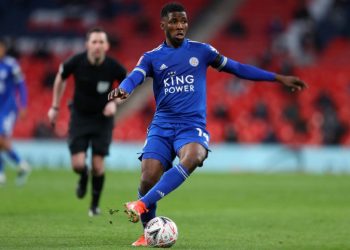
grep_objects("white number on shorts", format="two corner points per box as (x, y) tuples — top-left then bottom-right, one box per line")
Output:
(196, 128), (209, 142)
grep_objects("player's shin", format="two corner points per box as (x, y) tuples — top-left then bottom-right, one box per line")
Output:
(0, 155), (5, 185)
(91, 174), (105, 209)
(138, 189), (157, 228)
(6, 148), (21, 165)
(74, 165), (89, 199)
(140, 164), (190, 208)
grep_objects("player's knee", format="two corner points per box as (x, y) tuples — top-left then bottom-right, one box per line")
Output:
(72, 165), (86, 174)
(91, 165), (104, 176)
(140, 177), (158, 193)
(0, 137), (9, 149)
(140, 171), (161, 192)
(184, 153), (206, 167)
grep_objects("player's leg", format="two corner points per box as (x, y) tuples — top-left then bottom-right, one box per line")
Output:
(138, 158), (164, 226)
(1, 138), (31, 185)
(0, 111), (30, 185)
(0, 113), (7, 185)
(89, 116), (113, 216)
(68, 112), (90, 199)
(125, 125), (209, 223)
(139, 143), (206, 208)
(125, 125), (176, 224)
(89, 154), (105, 216)
(0, 154), (5, 185)
(71, 152), (89, 198)
(126, 159), (164, 247)
(138, 124), (209, 208)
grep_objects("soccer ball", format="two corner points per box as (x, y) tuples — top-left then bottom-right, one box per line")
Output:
(144, 216), (178, 248)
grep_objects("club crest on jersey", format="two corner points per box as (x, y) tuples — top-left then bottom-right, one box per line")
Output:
(189, 57), (199, 67)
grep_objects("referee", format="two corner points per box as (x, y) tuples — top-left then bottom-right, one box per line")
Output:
(48, 27), (126, 216)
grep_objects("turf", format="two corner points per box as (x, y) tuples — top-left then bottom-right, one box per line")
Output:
(0, 169), (349, 249)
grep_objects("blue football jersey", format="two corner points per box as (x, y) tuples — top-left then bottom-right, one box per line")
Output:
(0, 56), (25, 112)
(135, 39), (219, 126)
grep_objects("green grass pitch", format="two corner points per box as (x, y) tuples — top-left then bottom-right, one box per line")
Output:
(0, 169), (350, 249)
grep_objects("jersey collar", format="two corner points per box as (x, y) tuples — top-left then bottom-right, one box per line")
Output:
(163, 38), (188, 49)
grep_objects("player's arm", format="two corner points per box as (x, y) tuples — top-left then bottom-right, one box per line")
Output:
(47, 65), (67, 126)
(104, 64), (128, 117)
(108, 68), (146, 101)
(13, 80), (28, 119)
(108, 54), (151, 101)
(112, 63), (128, 105)
(212, 54), (307, 91)
(12, 61), (28, 118)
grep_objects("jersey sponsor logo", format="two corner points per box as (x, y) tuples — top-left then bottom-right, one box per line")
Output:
(159, 64), (168, 70)
(96, 81), (110, 93)
(189, 57), (199, 67)
(163, 73), (195, 95)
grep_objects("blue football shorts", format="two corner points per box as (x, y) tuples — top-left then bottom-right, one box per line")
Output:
(0, 108), (17, 137)
(139, 123), (210, 170)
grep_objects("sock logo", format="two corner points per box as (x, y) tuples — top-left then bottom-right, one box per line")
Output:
(156, 190), (165, 197)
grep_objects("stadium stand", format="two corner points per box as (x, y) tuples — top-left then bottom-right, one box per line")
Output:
(3, 0), (350, 146)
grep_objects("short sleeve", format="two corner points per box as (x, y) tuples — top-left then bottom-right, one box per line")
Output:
(113, 61), (127, 82)
(203, 43), (220, 65)
(60, 55), (78, 80)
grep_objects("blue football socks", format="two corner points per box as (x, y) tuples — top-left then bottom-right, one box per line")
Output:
(140, 164), (190, 208)
(0, 155), (3, 173)
(138, 190), (157, 228)
(6, 148), (21, 165)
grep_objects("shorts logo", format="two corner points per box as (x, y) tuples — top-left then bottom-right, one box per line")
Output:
(189, 57), (199, 67)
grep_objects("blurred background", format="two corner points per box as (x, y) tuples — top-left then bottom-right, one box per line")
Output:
(3, 0), (350, 172)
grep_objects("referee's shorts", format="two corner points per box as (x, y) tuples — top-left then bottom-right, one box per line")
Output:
(68, 109), (114, 156)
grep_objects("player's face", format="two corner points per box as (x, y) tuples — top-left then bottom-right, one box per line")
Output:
(161, 11), (188, 48)
(86, 32), (109, 62)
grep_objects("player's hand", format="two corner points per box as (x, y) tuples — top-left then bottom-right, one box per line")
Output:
(108, 88), (129, 101)
(103, 101), (117, 117)
(275, 74), (308, 92)
(47, 107), (59, 127)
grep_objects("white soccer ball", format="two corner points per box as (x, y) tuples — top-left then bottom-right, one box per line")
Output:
(144, 216), (178, 248)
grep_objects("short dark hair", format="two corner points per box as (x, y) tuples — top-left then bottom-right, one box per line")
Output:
(86, 27), (108, 41)
(160, 2), (186, 18)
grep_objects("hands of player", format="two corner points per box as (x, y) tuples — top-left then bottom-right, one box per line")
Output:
(108, 88), (129, 101)
(47, 107), (59, 127)
(103, 101), (117, 117)
(275, 74), (308, 92)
